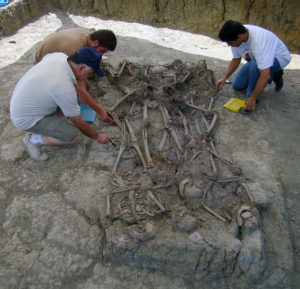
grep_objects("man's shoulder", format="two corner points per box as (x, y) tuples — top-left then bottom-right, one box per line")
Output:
(48, 28), (89, 39)
(43, 52), (68, 61)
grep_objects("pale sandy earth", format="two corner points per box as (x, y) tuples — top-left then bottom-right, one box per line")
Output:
(0, 13), (299, 70)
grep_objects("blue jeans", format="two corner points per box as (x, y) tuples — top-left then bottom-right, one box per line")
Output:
(232, 58), (282, 98)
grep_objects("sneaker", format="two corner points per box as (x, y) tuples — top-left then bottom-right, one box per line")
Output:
(240, 108), (253, 115)
(23, 134), (48, 161)
(273, 69), (283, 91)
(240, 98), (260, 115)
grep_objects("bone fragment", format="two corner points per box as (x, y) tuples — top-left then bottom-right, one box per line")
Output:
(188, 122), (196, 137)
(237, 205), (251, 226)
(208, 149), (232, 165)
(129, 101), (136, 114)
(210, 140), (217, 154)
(200, 201), (226, 222)
(181, 71), (191, 83)
(194, 120), (202, 135)
(210, 154), (217, 174)
(217, 177), (241, 183)
(178, 110), (189, 136)
(106, 194), (111, 217)
(158, 105), (169, 127)
(143, 102), (148, 126)
(203, 181), (213, 199)
(111, 90), (136, 111)
(118, 60), (127, 77)
(206, 113), (218, 134)
(109, 185), (140, 195)
(111, 144), (125, 175)
(141, 208), (155, 217)
(158, 130), (168, 152)
(103, 63), (116, 77)
(124, 117), (147, 172)
(179, 178), (191, 198)
(143, 129), (153, 166)
(241, 183), (254, 202)
(170, 127), (183, 152)
(208, 96), (214, 111)
(188, 151), (202, 164)
(110, 180), (122, 187)
(161, 106), (183, 151)
(111, 120), (126, 174)
(152, 181), (175, 190)
(148, 191), (166, 211)
(112, 113), (122, 128)
(184, 102), (209, 113)
(201, 113), (210, 130)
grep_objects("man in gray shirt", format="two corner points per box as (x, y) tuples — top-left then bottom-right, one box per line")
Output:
(10, 46), (111, 161)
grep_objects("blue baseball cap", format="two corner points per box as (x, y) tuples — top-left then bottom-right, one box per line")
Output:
(74, 46), (104, 77)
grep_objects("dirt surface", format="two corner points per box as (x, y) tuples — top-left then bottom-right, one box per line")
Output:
(0, 11), (299, 289)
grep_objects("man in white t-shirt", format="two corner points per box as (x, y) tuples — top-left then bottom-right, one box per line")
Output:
(216, 20), (291, 114)
(10, 46), (111, 161)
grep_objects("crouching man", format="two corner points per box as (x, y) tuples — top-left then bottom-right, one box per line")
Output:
(216, 20), (291, 114)
(10, 46), (111, 161)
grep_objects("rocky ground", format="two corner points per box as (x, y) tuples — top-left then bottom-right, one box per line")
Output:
(0, 11), (299, 289)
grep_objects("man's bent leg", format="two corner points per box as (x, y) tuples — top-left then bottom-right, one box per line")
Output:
(27, 115), (80, 146)
(232, 62), (250, 92)
(270, 58), (283, 91)
(246, 58), (260, 98)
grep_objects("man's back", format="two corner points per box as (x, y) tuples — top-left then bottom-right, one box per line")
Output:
(231, 25), (291, 70)
(35, 28), (90, 63)
(11, 53), (79, 130)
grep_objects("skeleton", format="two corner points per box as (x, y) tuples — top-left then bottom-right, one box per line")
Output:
(100, 59), (257, 239)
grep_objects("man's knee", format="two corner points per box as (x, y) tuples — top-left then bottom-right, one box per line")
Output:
(62, 127), (81, 144)
(68, 132), (81, 144)
(232, 81), (245, 91)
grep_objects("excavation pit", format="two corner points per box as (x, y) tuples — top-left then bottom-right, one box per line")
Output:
(86, 58), (266, 281)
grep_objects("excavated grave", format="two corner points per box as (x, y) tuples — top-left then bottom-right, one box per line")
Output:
(87, 58), (265, 281)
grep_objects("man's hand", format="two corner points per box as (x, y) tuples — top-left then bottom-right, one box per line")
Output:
(216, 58), (241, 91)
(94, 133), (110, 144)
(100, 111), (114, 123)
(216, 77), (226, 91)
(70, 115), (111, 144)
(245, 96), (257, 111)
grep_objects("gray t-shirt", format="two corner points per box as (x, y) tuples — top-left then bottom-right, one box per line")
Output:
(10, 52), (80, 130)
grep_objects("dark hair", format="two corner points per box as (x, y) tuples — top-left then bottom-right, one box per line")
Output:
(90, 29), (117, 51)
(67, 53), (81, 64)
(218, 20), (247, 42)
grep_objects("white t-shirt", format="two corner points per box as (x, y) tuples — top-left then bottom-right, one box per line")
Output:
(231, 25), (291, 70)
(10, 53), (80, 130)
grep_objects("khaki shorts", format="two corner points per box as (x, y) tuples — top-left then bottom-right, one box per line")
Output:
(26, 115), (80, 142)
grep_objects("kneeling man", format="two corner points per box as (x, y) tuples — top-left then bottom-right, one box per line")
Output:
(10, 46), (111, 161)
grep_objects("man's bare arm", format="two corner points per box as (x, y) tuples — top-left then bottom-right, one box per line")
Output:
(75, 81), (114, 123)
(69, 115), (110, 144)
(216, 58), (241, 90)
(245, 68), (270, 110)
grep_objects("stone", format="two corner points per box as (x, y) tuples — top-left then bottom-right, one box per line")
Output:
(177, 215), (197, 232)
